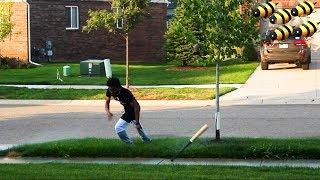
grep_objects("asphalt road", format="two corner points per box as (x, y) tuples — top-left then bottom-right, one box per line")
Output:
(1, 103), (320, 145)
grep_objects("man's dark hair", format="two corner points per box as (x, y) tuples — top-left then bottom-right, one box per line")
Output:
(107, 77), (121, 87)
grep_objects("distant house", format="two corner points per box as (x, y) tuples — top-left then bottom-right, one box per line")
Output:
(0, 0), (167, 63)
(166, 0), (177, 25)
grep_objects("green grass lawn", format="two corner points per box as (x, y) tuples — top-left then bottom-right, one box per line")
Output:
(0, 163), (319, 179)
(0, 86), (235, 100)
(3, 137), (320, 160)
(0, 60), (258, 85)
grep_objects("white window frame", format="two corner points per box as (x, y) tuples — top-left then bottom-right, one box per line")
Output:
(117, 18), (124, 29)
(66, 6), (79, 30)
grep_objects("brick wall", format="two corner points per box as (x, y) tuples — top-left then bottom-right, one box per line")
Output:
(128, 3), (167, 61)
(0, 2), (28, 62)
(29, 0), (167, 62)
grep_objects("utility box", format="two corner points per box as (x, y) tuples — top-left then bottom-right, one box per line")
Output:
(80, 60), (106, 76)
(63, 65), (71, 76)
(103, 59), (112, 78)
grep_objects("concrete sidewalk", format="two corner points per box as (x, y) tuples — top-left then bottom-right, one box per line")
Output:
(1, 157), (320, 168)
(0, 84), (243, 89)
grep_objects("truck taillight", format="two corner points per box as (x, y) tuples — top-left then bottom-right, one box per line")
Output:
(294, 39), (306, 46)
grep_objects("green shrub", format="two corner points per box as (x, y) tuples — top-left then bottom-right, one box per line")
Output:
(0, 56), (31, 69)
(165, 22), (197, 66)
(165, 0), (259, 66)
(165, 0), (214, 67)
(242, 43), (259, 62)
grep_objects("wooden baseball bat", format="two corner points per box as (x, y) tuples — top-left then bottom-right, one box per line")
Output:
(170, 124), (209, 162)
(190, 124), (209, 142)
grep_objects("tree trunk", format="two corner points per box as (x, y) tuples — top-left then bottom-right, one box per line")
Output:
(125, 34), (129, 88)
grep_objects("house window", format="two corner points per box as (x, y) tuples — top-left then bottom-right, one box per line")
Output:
(66, 6), (79, 30)
(112, 7), (123, 29)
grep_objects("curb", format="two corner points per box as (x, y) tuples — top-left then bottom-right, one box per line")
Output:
(1, 157), (320, 168)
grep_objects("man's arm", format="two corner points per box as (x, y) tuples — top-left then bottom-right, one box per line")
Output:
(129, 100), (141, 128)
(105, 96), (113, 119)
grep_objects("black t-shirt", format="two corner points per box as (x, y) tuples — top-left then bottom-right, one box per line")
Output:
(106, 87), (136, 122)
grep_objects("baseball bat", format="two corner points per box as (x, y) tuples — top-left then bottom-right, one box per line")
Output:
(170, 124), (209, 162)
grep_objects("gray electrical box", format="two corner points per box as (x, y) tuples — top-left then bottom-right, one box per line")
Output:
(80, 60), (106, 76)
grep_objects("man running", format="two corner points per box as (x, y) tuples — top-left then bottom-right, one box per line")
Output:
(105, 77), (151, 144)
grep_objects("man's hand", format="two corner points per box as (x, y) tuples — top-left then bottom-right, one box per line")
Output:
(135, 122), (141, 129)
(106, 111), (113, 121)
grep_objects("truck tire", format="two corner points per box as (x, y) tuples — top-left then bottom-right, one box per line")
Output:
(261, 62), (268, 70)
(302, 63), (309, 70)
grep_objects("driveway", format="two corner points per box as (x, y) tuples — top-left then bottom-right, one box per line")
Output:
(221, 50), (320, 105)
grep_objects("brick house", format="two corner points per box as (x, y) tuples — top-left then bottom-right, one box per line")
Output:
(0, 0), (167, 64)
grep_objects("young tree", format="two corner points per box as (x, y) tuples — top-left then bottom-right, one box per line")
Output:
(0, 2), (13, 41)
(207, 0), (258, 140)
(0, 2), (13, 66)
(83, 0), (150, 88)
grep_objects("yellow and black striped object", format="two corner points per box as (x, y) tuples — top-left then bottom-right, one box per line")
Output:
(294, 21), (319, 37)
(269, 24), (294, 40)
(269, 9), (292, 24)
(291, 1), (316, 17)
(252, 2), (277, 18)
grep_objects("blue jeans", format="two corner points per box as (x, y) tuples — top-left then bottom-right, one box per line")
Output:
(115, 118), (152, 144)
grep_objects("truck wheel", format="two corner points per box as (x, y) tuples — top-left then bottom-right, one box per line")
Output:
(302, 63), (309, 70)
(261, 62), (268, 70)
